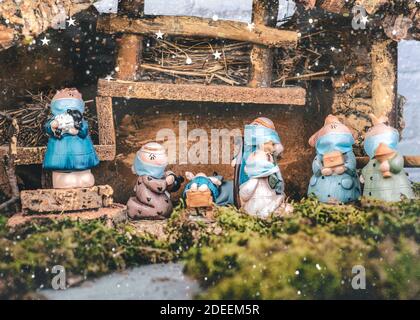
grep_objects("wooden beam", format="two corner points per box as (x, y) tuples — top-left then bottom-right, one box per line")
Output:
(356, 156), (420, 168)
(96, 96), (116, 149)
(97, 15), (298, 47)
(295, 0), (348, 14)
(248, 0), (279, 88)
(97, 79), (306, 105)
(20, 185), (114, 213)
(0, 0), (94, 51)
(116, 34), (143, 80)
(115, 0), (144, 80)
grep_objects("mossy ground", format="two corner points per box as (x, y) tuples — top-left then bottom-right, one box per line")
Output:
(0, 186), (419, 299)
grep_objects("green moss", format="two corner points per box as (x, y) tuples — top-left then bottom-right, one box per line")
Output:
(184, 231), (419, 299)
(0, 218), (173, 299)
(1, 196), (419, 299)
(179, 198), (420, 300)
(414, 183), (420, 198)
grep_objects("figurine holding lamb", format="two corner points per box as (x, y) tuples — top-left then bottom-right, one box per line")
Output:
(43, 88), (99, 189)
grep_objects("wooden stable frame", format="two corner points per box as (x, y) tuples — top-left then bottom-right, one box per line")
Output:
(97, 79), (306, 105)
(99, 0), (304, 93)
(97, 14), (298, 47)
(0, 96), (116, 165)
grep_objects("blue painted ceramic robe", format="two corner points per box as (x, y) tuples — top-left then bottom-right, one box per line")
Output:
(308, 151), (361, 203)
(43, 119), (99, 171)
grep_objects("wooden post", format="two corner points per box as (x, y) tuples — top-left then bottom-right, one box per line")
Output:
(0, 118), (20, 212)
(249, 0), (279, 88)
(371, 40), (397, 125)
(115, 0), (144, 81)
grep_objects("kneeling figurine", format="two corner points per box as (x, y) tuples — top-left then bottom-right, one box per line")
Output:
(127, 142), (183, 220)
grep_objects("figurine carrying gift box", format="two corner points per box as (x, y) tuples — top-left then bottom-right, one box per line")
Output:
(235, 117), (292, 218)
(361, 114), (415, 202)
(43, 88), (99, 188)
(307, 115), (361, 204)
(127, 142), (183, 220)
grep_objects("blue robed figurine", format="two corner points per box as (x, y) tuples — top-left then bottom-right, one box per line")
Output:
(43, 88), (99, 189)
(238, 117), (284, 190)
(307, 115), (361, 204)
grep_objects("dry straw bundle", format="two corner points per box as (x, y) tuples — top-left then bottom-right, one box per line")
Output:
(140, 37), (252, 86)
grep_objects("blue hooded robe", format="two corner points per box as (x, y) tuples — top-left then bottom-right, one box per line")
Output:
(307, 133), (361, 203)
(43, 98), (99, 171)
(239, 124), (284, 194)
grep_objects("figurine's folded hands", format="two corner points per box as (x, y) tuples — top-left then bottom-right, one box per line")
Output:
(333, 165), (346, 175)
(165, 171), (184, 192)
(321, 167), (333, 176)
(165, 174), (175, 185)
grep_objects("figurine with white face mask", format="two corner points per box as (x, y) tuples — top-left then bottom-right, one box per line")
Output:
(236, 117), (291, 218)
(127, 142), (183, 220)
(361, 114), (415, 202)
(307, 115), (361, 204)
(43, 88), (99, 189)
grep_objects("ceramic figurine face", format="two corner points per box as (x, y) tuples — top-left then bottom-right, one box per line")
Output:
(50, 88), (85, 116)
(138, 142), (168, 166)
(133, 142), (168, 179)
(248, 149), (274, 164)
(309, 115), (355, 155)
(250, 117), (284, 156)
